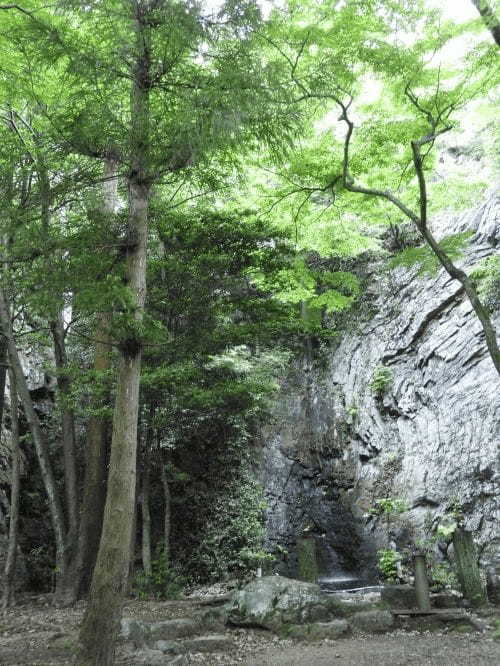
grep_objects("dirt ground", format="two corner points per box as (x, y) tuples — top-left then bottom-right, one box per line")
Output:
(241, 632), (500, 666)
(0, 595), (499, 666)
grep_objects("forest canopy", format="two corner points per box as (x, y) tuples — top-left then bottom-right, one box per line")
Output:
(0, 1), (498, 664)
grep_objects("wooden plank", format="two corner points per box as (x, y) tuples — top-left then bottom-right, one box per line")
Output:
(391, 608), (465, 616)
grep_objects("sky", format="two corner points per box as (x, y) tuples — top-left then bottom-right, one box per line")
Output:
(203, 0), (480, 26)
(206, 0), (480, 22)
(429, 0), (478, 22)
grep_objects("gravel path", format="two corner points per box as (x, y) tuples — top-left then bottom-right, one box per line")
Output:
(240, 632), (500, 666)
(1, 596), (498, 666)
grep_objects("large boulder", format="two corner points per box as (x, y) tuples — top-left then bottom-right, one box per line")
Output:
(227, 575), (325, 630)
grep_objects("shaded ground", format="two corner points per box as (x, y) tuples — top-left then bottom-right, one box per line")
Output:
(241, 632), (500, 666)
(0, 595), (498, 666)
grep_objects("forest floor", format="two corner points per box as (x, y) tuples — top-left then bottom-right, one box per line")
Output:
(0, 594), (499, 666)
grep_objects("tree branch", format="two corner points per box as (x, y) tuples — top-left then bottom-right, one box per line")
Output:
(0, 4), (33, 17)
(337, 99), (500, 377)
(471, 0), (500, 46)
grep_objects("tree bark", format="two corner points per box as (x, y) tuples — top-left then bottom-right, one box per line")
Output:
(471, 0), (500, 46)
(49, 312), (79, 605)
(1, 364), (21, 609)
(0, 158), (14, 433)
(0, 336), (7, 432)
(161, 458), (171, 564)
(140, 412), (154, 576)
(74, 315), (111, 599)
(74, 157), (118, 601)
(50, 313), (78, 536)
(453, 527), (488, 607)
(0, 288), (68, 584)
(79, 5), (151, 660)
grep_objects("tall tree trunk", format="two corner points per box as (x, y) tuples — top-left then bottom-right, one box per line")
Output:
(75, 313), (111, 597)
(1, 363), (21, 609)
(79, 6), (151, 661)
(471, 0), (500, 46)
(128, 477), (139, 593)
(0, 288), (67, 584)
(50, 313), (78, 535)
(73, 157), (118, 602)
(0, 336), (7, 432)
(140, 412), (154, 576)
(161, 458), (171, 564)
(453, 527), (488, 607)
(0, 159), (14, 434)
(50, 312), (79, 605)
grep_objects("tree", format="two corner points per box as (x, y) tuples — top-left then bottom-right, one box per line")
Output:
(337, 95), (500, 377)
(471, 0), (500, 45)
(0, 103), (109, 604)
(136, 203), (306, 577)
(1, 0), (296, 632)
(262, 0), (500, 376)
(0, 1), (298, 662)
(1, 360), (21, 609)
(74, 157), (119, 600)
(0, 287), (69, 595)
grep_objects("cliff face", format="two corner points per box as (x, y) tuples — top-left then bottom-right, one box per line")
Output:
(261, 193), (500, 591)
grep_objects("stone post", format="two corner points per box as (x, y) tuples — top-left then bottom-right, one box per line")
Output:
(413, 551), (431, 611)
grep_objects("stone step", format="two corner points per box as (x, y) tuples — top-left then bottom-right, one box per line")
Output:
(121, 618), (203, 646)
(154, 634), (235, 655)
(130, 649), (189, 665)
(120, 614), (235, 663)
(285, 619), (350, 641)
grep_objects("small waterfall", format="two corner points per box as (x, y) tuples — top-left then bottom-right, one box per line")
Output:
(315, 538), (365, 592)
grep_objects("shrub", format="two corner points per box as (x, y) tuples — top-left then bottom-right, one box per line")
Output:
(134, 548), (186, 599)
(371, 497), (408, 516)
(369, 365), (393, 397)
(429, 561), (458, 591)
(471, 255), (500, 312)
(377, 548), (401, 582)
(181, 469), (271, 583)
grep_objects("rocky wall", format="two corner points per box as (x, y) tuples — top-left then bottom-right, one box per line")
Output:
(261, 192), (500, 591)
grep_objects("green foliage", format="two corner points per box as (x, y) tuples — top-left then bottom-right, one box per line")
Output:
(377, 548), (401, 582)
(389, 232), (474, 276)
(133, 549), (186, 600)
(347, 403), (358, 420)
(429, 561), (458, 591)
(254, 254), (361, 323)
(436, 520), (458, 540)
(1, 0), (499, 600)
(414, 535), (458, 591)
(471, 255), (500, 312)
(369, 365), (393, 397)
(180, 470), (269, 583)
(493, 619), (500, 641)
(371, 497), (409, 516)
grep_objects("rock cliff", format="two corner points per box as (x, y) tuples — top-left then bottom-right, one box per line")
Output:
(261, 192), (500, 593)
